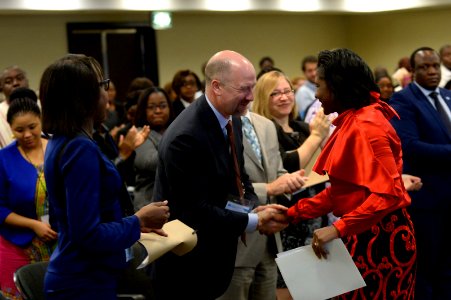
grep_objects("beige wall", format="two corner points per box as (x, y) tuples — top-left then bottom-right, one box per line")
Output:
(0, 8), (450, 97)
(155, 13), (347, 86)
(346, 8), (451, 73)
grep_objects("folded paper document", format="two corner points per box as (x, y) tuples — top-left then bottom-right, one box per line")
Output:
(137, 219), (197, 269)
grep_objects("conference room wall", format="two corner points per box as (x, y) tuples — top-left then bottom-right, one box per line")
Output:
(0, 9), (449, 97)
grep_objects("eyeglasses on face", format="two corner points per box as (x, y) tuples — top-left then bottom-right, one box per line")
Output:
(270, 89), (294, 98)
(182, 80), (197, 87)
(99, 79), (110, 91)
(147, 103), (169, 111)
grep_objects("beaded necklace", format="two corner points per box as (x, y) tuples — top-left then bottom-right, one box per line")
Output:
(20, 142), (47, 194)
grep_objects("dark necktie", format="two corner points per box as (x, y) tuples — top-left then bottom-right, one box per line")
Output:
(226, 120), (244, 199)
(430, 92), (451, 134)
(226, 120), (247, 246)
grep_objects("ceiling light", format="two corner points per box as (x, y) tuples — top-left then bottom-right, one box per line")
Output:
(151, 11), (172, 30)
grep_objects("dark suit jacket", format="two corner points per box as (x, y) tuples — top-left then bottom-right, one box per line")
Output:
(172, 98), (186, 118)
(152, 95), (258, 300)
(389, 82), (451, 210)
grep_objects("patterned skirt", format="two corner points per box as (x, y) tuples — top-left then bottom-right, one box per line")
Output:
(338, 208), (416, 300)
(0, 235), (55, 300)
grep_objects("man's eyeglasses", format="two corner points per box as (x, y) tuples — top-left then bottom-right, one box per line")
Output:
(270, 89), (294, 98)
(147, 103), (169, 111)
(99, 79), (110, 91)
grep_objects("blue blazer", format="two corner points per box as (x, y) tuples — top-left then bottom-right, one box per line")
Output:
(44, 135), (140, 294)
(0, 141), (40, 247)
(152, 95), (258, 299)
(389, 83), (451, 209)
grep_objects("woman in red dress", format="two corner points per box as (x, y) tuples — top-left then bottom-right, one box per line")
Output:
(286, 48), (416, 299)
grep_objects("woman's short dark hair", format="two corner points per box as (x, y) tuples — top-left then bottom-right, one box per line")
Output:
(317, 48), (379, 111)
(7, 89), (40, 124)
(171, 70), (201, 97)
(134, 87), (174, 129)
(40, 54), (103, 136)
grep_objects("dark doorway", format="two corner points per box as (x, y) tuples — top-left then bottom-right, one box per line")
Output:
(67, 22), (158, 103)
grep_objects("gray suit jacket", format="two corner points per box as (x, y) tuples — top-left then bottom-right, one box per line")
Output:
(133, 130), (162, 211)
(234, 112), (288, 267)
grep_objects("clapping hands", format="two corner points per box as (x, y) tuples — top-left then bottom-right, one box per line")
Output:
(254, 204), (290, 235)
(266, 170), (308, 196)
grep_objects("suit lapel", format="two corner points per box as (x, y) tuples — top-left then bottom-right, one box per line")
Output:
(439, 90), (451, 111)
(410, 84), (450, 136)
(251, 116), (268, 173)
(243, 134), (264, 171)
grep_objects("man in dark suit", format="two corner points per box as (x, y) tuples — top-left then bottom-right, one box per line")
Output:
(389, 46), (451, 300)
(152, 50), (288, 300)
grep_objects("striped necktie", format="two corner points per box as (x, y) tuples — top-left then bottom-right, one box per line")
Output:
(241, 116), (262, 163)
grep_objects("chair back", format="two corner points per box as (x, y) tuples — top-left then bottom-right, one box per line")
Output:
(13, 261), (49, 300)
(13, 260), (145, 300)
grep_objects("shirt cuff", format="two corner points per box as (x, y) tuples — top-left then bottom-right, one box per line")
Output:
(333, 218), (346, 237)
(246, 213), (258, 232)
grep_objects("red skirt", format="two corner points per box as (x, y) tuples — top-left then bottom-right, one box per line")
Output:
(338, 208), (416, 300)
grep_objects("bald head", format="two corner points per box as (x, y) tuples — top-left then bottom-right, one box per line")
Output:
(204, 50), (256, 117)
(205, 50), (255, 86)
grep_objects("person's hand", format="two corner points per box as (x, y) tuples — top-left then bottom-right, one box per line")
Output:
(402, 174), (422, 192)
(309, 108), (330, 140)
(253, 203), (288, 214)
(256, 205), (289, 235)
(149, 228), (168, 237)
(32, 221), (58, 242)
(109, 124), (125, 140)
(118, 125), (151, 160)
(131, 125), (151, 149)
(266, 170), (308, 196)
(135, 200), (170, 233)
(311, 225), (340, 259)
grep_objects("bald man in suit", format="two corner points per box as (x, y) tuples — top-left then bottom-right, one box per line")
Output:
(152, 50), (289, 300)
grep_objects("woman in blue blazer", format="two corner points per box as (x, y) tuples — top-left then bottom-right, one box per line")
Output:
(40, 54), (170, 300)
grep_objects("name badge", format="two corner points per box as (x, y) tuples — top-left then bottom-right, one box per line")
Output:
(41, 214), (50, 225)
(225, 195), (255, 213)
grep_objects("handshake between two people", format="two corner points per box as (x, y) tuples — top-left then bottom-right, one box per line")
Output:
(253, 204), (291, 235)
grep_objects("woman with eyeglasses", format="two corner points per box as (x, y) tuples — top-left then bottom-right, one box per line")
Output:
(40, 54), (170, 300)
(252, 71), (330, 174)
(133, 87), (174, 211)
(252, 70), (330, 300)
(171, 69), (202, 118)
(0, 89), (57, 300)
